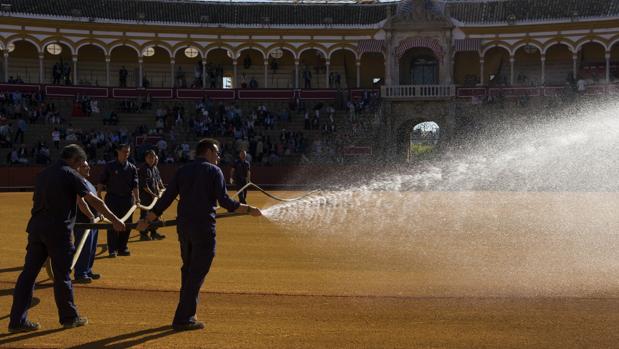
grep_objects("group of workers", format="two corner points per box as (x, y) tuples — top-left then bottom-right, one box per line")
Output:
(8, 139), (259, 333)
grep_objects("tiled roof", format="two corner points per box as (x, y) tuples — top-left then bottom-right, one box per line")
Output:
(446, 0), (619, 24)
(3, 0), (619, 26)
(0, 0), (396, 26)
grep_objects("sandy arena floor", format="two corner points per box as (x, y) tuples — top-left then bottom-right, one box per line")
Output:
(0, 191), (618, 348)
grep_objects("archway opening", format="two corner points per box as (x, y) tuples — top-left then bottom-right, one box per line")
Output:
(578, 42), (606, 83)
(174, 46), (203, 89)
(238, 48), (265, 88)
(77, 44), (106, 86)
(267, 48), (295, 88)
(329, 49), (356, 89)
(545, 44), (573, 85)
(205, 48), (233, 89)
(360, 52), (385, 89)
(299, 48), (326, 89)
(110, 45), (139, 87)
(397, 119), (441, 162)
(514, 45), (541, 86)
(399, 47), (438, 85)
(44, 42), (73, 85)
(454, 51), (480, 86)
(7, 40), (39, 83)
(142, 46), (171, 88)
(483, 46), (510, 86)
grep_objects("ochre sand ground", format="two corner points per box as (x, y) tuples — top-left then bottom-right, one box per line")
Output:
(0, 191), (618, 348)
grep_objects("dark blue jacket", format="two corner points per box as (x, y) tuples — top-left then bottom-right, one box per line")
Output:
(152, 157), (240, 234)
(27, 160), (90, 236)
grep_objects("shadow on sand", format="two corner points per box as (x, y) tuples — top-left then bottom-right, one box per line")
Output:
(66, 325), (176, 348)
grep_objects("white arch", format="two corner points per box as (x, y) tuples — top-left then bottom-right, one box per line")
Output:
(140, 42), (172, 59)
(608, 37), (619, 50)
(76, 42), (108, 56)
(575, 39), (608, 53)
(40, 37), (76, 55)
(481, 43), (512, 58)
(298, 46), (328, 60)
(266, 46), (297, 60)
(236, 46), (267, 60)
(173, 44), (204, 59)
(109, 42), (141, 58)
(542, 41), (576, 55)
(328, 46), (360, 61)
(205, 45), (235, 60)
(7, 37), (42, 54)
(512, 42), (543, 55)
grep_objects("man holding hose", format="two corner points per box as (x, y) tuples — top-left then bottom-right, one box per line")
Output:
(9, 144), (125, 333)
(138, 138), (261, 331)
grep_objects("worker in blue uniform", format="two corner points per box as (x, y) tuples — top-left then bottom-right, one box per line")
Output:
(8, 144), (124, 333)
(74, 160), (102, 283)
(138, 138), (261, 331)
(98, 144), (139, 257)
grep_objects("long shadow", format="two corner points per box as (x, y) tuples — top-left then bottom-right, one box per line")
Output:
(0, 284), (52, 297)
(65, 325), (176, 349)
(0, 327), (66, 345)
(0, 297), (40, 321)
(0, 284), (51, 320)
(0, 266), (23, 274)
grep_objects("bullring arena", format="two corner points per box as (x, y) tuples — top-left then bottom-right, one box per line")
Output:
(1, 0), (619, 347)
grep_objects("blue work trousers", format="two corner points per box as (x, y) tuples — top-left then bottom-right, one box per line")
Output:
(9, 232), (79, 327)
(73, 228), (98, 278)
(172, 228), (216, 325)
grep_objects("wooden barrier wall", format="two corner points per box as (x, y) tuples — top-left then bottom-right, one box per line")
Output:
(0, 164), (366, 189)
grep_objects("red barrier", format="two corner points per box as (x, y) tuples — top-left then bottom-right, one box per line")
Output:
(176, 89), (235, 100)
(0, 83), (40, 93)
(0, 164), (368, 188)
(236, 89), (294, 100)
(112, 88), (174, 99)
(44, 85), (109, 98)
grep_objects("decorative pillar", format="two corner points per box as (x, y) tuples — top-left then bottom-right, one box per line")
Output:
(232, 59), (238, 88)
(509, 55), (515, 85)
(605, 52), (611, 83)
(38, 53), (44, 84)
(325, 59), (330, 88)
(170, 59), (175, 88)
(384, 54), (390, 86)
(393, 53), (400, 85)
(138, 58), (143, 88)
(294, 59), (299, 89)
(202, 59), (207, 88)
(572, 53), (578, 80)
(72, 55), (78, 85)
(356, 60), (361, 88)
(3, 52), (8, 83)
(540, 54), (546, 85)
(105, 56), (111, 87)
(263, 59), (268, 88)
(479, 58), (485, 85)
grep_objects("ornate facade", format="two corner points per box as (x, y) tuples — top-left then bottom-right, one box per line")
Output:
(1, 0), (619, 93)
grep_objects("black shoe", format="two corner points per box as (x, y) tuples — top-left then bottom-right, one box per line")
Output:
(118, 250), (131, 256)
(109, 251), (117, 258)
(172, 321), (205, 332)
(140, 233), (151, 241)
(8, 320), (40, 333)
(74, 276), (93, 284)
(88, 272), (101, 280)
(151, 232), (166, 240)
(62, 316), (88, 329)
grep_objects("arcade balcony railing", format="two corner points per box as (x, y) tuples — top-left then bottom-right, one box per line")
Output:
(381, 85), (456, 99)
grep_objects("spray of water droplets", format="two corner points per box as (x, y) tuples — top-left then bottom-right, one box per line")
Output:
(257, 99), (619, 296)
